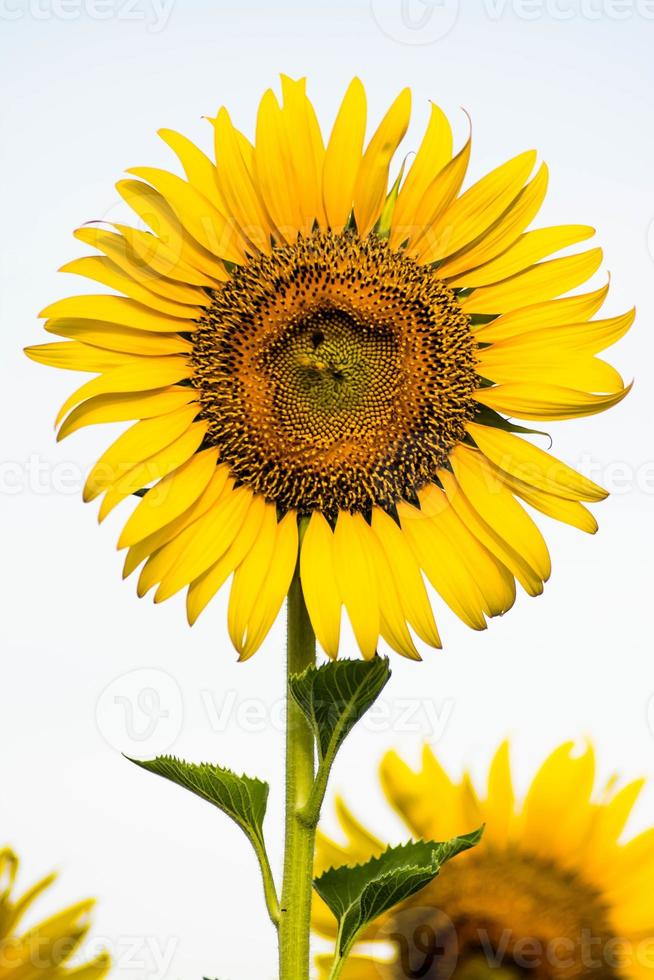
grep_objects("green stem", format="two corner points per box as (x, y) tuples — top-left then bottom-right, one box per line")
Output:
(278, 564), (316, 980)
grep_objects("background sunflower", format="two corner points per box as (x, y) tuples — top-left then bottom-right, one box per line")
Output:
(315, 742), (654, 980)
(0, 846), (110, 979)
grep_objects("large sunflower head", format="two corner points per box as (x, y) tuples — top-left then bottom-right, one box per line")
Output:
(27, 77), (633, 660)
(0, 846), (110, 978)
(314, 742), (653, 980)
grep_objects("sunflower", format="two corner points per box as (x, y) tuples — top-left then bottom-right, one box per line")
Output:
(0, 846), (110, 978)
(314, 742), (654, 980)
(26, 77), (633, 661)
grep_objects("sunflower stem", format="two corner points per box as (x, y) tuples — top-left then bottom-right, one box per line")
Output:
(279, 563), (316, 980)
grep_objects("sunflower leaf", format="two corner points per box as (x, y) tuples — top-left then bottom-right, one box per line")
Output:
(315, 829), (483, 961)
(128, 755), (268, 849)
(289, 656), (391, 763)
(129, 755), (281, 925)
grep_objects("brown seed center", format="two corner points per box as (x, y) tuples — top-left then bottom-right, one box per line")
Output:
(191, 230), (478, 519)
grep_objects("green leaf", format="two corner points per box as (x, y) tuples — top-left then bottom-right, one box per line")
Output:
(314, 829), (483, 960)
(289, 656), (391, 762)
(128, 755), (268, 850)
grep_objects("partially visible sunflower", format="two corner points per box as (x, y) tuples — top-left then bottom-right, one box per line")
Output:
(0, 846), (110, 978)
(314, 742), (654, 980)
(27, 77), (633, 660)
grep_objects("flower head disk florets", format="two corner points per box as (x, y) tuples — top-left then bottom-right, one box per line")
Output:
(192, 231), (477, 519)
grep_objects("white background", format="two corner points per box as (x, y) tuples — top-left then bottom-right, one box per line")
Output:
(1, 2), (653, 977)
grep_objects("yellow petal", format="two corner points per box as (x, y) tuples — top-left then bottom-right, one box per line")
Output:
(521, 742), (596, 865)
(478, 347), (624, 393)
(333, 511), (380, 659)
(460, 247), (603, 315)
(474, 380), (632, 421)
(211, 107), (277, 253)
(84, 405), (200, 501)
(238, 508), (299, 660)
(380, 745), (460, 839)
(353, 88), (411, 237)
(280, 75), (326, 230)
(398, 498), (488, 630)
(127, 166), (249, 265)
(466, 422), (607, 501)
(484, 307), (635, 356)
(322, 78), (367, 231)
(362, 518), (420, 660)
(472, 283), (609, 344)
(54, 355), (193, 427)
(450, 445), (551, 581)
(114, 218), (225, 287)
(98, 422), (207, 521)
(404, 135), (471, 255)
(500, 472), (598, 534)
(604, 827), (654, 890)
(609, 871), (654, 934)
(45, 317), (192, 356)
(300, 510), (342, 658)
(447, 224), (595, 288)
(186, 494), (268, 625)
(335, 796), (387, 858)
(40, 294), (197, 334)
(60, 255), (201, 319)
(130, 468), (230, 587)
(158, 126), (226, 213)
(73, 227), (209, 305)
(25, 341), (133, 373)
(485, 741), (515, 847)
(439, 466), (543, 597)
(437, 163), (549, 278)
(57, 386), (196, 440)
(472, 282), (609, 343)
(419, 483), (516, 618)
(228, 503), (279, 651)
(6, 871), (57, 932)
(418, 150), (537, 263)
(254, 88), (305, 241)
(155, 484), (253, 601)
(116, 179), (229, 281)
(371, 507), (441, 649)
(17, 897), (95, 948)
(585, 779), (645, 876)
(390, 101), (453, 248)
(118, 448), (219, 547)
